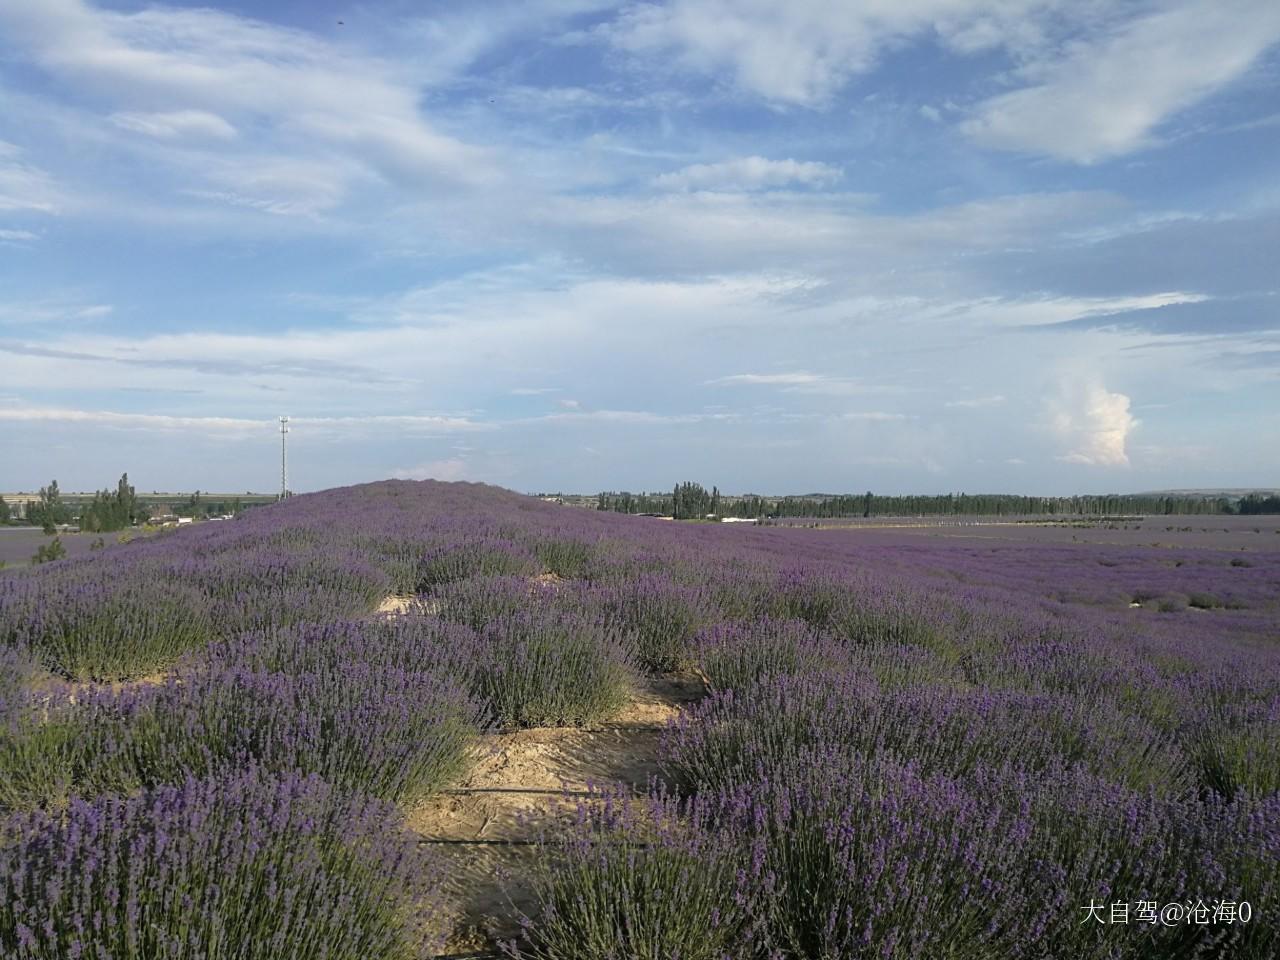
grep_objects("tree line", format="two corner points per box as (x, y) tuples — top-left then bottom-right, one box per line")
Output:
(597, 484), (1275, 519)
(5, 476), (253, 534)
(21, 476), (143, 534)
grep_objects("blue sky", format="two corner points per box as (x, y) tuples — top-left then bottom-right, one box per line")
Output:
(1, 0), (1278, 495)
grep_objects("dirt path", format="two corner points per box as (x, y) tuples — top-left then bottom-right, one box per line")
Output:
(408, 675), (704, 952)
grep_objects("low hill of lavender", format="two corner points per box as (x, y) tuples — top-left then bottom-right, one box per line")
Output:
(1, 480), (1276, 959)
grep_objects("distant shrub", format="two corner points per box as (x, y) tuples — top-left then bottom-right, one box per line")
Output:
(1187, 591), (1223, 610)
(0, 769), (447, 959)
(31, 537), (66, 564)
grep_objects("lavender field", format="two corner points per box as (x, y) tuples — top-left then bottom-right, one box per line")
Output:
(1, 480), (1277, 959)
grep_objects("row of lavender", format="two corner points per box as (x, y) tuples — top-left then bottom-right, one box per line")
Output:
(498, 571), (1278, 957)
(2, 480), (1278, 958)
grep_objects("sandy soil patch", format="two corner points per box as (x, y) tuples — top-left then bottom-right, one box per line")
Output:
(375, 595), (440, 616)
(408, 675), (703, 951)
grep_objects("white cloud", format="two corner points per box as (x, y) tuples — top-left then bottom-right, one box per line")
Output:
(946, 395), (1005, 408)
(607, 0), (1063, 106)
(840, 411), (910, 421)
(973, 291), (1210, 328)
(0, 0), (498, 207)
(708, 371), (826, 385)
(0, 228), (39, 243)
(0, 406), (266, 433)
(964, 0), (1280, 163)
(655, 156), (841, 191)
(392, 459), (471, 481)
(0, 299), (113, 326)
(109, 109), (237, 140)
(707, 371), (903, 396)
(523, 408), (736, 425)
(0, 406), (487, 436)
(1049, 381), (1138, 466)
(0, 156), (63, 214)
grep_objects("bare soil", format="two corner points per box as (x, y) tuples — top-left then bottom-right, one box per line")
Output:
(376, 595), (440, 616)
(408, 675), (703, 951)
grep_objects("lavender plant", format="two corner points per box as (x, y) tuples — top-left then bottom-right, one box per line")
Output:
(0, 768), (447, 959)
(475, 607), (633, 727)
(77, 660), (486, 803)
(419, 538), (538, 586)
(593, 574), (720, 672)
(506, 790), (762, 960)
(692, 617), (832, 691)
(0, 576), (214, 680)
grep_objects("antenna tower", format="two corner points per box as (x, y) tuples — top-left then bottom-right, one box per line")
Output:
(279, 416), (290, 500)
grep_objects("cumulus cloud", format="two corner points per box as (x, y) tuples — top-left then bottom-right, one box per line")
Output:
(1050, 381), (1138, 466)
(654, 156), (841, 191)
(964, 0), (1280, 163)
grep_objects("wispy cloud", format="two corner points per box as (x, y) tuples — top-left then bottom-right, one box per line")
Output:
(707, 371), (826, 386)
(606, 0), (1064, 106)
(655, 157), (841, 192)
(0, 152), (64, 213)
(840, 411), (910, 421)
(945, 395), (1005, 409)
(0, 406), (489, 435)
(964, 0), (1280, 163)
(109, 110), (238, 141)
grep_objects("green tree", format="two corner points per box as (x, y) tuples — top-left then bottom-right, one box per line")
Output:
(30, 480), (70, 534)
(0, 497), (10, 524)
(80, 473), (140, 533)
